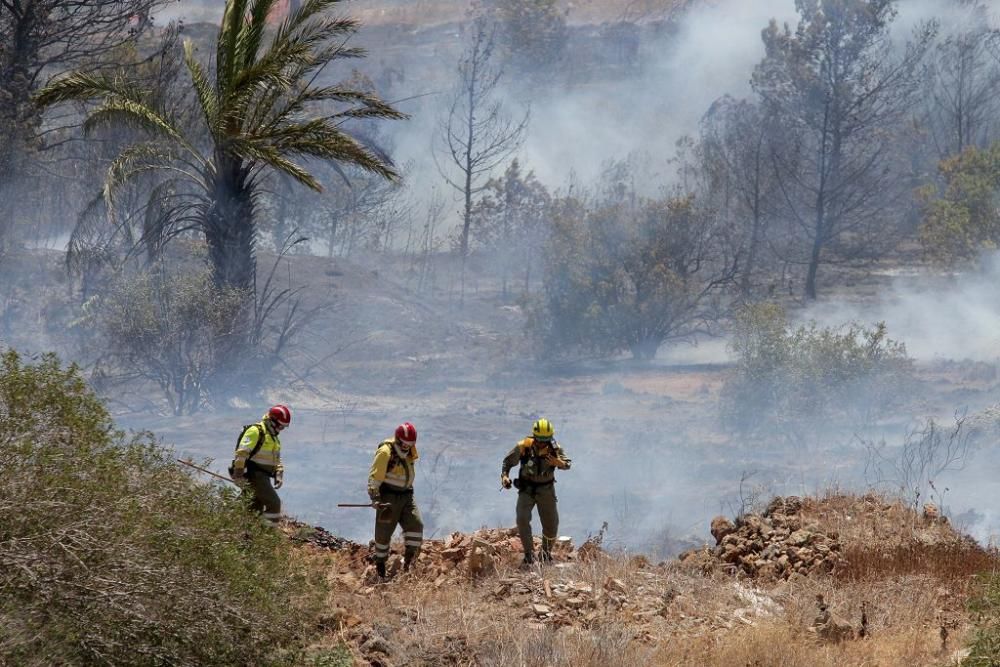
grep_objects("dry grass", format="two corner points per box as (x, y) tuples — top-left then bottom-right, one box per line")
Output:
(838, 541), (999, 583)
(652, 623), (952, 667)
(800, 493), (1000, 587)
(310, 548), (969, 664)
(300, 492), (993, 666)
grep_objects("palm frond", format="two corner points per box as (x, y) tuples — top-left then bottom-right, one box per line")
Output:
(317, 44), (366, 61)
(217, 0), (251, 93)
(102, 151), (209, 231)
(36, 71), (138, 107)
(230, 138), (323, 189)
(270, 85), (406, 129)
(83, 99), (187, 146)
(272, 0), (353, 48)
(106, 142), (173, 194)
(140, 181), (213, 259)
(247, 120), (398, 180)
(67, 192), (115, 276)
(229, 16), (357, 108)
(238, 0), (278, 70)
(183, 40), (220, 138)
(331, 105), (407, 121)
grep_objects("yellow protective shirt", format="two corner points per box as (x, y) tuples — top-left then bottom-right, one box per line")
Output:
(233, 419), (282, 474)
(368, 439), (419, 491)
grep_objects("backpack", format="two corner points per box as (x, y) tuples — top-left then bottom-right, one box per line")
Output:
(228, 423), (266, 474)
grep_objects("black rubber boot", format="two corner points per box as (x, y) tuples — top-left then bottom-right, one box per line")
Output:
(521, 552), (535, 568)
(376, 560), (387, 579)
(404, 547), (419, 572)
(539, 549), (553, 563)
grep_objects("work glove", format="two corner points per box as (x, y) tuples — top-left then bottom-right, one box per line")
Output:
(274, 466), (284, 489)
(545, 454), (568, 469)
(368, 486), (381, 502)
(501, 473), (512, 489)
(231, 466), (246, 482)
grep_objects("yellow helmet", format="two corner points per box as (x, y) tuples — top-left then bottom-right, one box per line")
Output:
(532, 418), (554, 441)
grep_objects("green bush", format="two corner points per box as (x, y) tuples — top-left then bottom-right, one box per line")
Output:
(309, 645), (354, 667)
(965, 572), (1000, 666)
(0, 349), (325, 666)
(919, 142), (1000, 266)
(720, 303), (914, 439)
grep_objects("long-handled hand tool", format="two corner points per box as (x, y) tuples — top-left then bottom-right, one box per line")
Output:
(176, 458), (239, 486)
(336, 502), (390, 509)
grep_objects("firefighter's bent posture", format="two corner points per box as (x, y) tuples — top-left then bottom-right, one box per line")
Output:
(231, 405), (290, 525)
(368, 422), (424, 578)
(501, 418), (571, 565)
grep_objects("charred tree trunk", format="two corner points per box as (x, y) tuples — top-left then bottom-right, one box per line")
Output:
(204, 156), (255, 294)
(0, 0), (43, 253)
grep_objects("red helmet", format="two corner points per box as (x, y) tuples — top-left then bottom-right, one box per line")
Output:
(394, 421), (417, 445)
(268, 404), (291, 427)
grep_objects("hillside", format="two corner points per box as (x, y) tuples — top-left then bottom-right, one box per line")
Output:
(5, 343), (1000, 665)
(291, 493), (995, 666)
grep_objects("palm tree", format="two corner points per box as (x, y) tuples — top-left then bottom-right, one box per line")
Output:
(37, 0), (404, 294)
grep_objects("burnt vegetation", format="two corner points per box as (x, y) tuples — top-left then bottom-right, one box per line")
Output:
(5, 0), (1000, 663)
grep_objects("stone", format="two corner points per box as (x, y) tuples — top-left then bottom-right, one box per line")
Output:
(741, 514), (764, 534)
(711, 516), (737, 544)
(814, 609), (854, 643)
(788, 530), (812, 547)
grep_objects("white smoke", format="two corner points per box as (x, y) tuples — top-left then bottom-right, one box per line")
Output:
(802, 256), (1000, 364)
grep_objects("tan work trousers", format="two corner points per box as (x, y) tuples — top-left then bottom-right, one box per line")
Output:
(516, 482), (558, 556)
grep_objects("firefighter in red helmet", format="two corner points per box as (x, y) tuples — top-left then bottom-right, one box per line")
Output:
(368, 422), (423, 578)
(230, 405), (291, 525)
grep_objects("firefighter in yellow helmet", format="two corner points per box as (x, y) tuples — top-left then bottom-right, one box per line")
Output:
(501, 418), (571, 565)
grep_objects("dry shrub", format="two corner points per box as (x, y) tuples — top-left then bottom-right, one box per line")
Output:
(652, 622), (943, 667)
(797, 493), (1000, 586)
(838, 541), (999, 583)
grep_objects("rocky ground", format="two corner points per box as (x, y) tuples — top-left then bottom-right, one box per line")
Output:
(283, 493), (995, 666)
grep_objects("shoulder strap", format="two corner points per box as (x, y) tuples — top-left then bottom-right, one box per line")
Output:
(246, 423), (267, 462)
(519, 438), (534, 464)
(387, 443), (401, 469)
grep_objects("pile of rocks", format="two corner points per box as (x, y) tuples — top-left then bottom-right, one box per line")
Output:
(285, 520), (354, 550)
(403, 528), (576, 582)
(489, 571), (673, 632)
(681, 496), (844, 580)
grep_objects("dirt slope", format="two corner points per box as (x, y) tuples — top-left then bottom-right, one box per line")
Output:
(290, 493), (992, 666)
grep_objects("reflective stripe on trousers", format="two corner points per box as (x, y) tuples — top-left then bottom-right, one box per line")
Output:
(373, 490), (424, 561)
